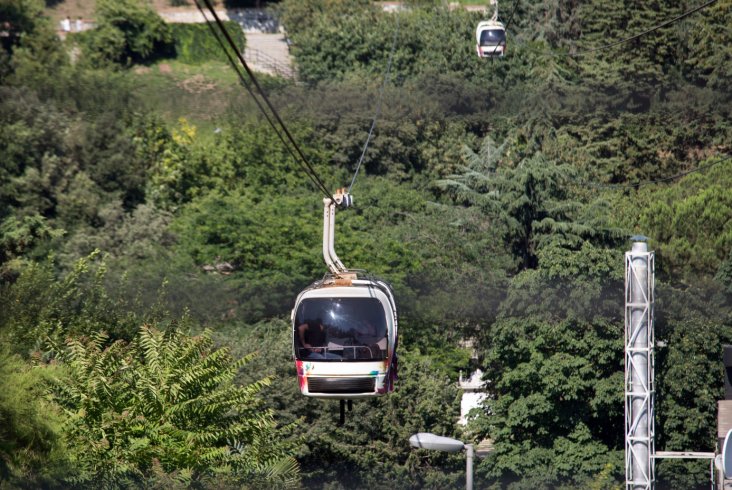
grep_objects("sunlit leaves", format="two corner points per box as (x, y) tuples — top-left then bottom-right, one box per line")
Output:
(47, 324), (300, 487)
(83, 0), (174, 67)
(0, 347), (71, 486)
(632, 157), (732, 275)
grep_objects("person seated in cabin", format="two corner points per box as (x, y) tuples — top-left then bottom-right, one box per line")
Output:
(355, 320), (386, 360)
(298, 319), (334, 359)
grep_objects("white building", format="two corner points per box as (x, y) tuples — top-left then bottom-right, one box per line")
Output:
(458, 369), (487, 425)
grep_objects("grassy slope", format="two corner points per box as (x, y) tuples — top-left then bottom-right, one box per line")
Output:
(47, 1), (267, 133)
(128, 60), (241, 133)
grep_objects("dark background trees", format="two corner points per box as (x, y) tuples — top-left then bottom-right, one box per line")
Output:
(1, 0), (731, 487)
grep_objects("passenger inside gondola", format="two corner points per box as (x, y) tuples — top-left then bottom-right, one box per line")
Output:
(297, 319), (339, 359)
(355, 320), (386, 360)
(294, 297), (388, 361)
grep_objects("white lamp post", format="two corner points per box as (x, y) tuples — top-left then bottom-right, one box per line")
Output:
(409, 433), (474, 490)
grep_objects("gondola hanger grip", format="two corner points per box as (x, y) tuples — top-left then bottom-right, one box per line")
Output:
(323, 188), (352, 276)
(331, 277), (355, 286)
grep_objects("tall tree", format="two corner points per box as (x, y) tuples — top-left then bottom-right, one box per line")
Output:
(473, 241), (626, 488)
(438, 137), (620, 271)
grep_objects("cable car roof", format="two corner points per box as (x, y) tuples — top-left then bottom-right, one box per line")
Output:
(296, 272), (395, 303)
(293, 272), (397, 324)
(477, 20), (506, 30)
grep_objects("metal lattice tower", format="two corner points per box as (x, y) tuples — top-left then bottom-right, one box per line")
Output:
(625, 240), (655, 489)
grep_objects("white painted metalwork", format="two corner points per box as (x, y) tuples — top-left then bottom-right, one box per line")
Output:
(655, 451), (715, 459)
(409, 434), (474, 490)
(322, 188), (351, 275)
(292, 190), (399, 400)
(625, 240), (655, 489)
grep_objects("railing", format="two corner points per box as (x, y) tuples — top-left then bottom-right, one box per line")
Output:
(297, 345), (385, 361)
(227, 8), (279, 33)
(243, 47), (294, 79)
(157, 8), (279, 33)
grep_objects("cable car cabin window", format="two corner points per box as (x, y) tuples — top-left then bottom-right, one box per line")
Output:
(480, 29), (506, 46)
(294, 297), (388, 362)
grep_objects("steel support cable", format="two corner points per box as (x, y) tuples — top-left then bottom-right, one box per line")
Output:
(348, 13), (400, 193)
(194, 2), (311, 191)
(485, 0), (520, 58)
(578, 153), (732, 190)
(195, 0), (335, 202)
(552, 0), (718, 58)
(503, 0), (521, 30)
(199, 0), (333, 199)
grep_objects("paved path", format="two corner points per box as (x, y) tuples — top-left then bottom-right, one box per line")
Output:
(158, 8), (294, 78)
(244, 32), (295, 79)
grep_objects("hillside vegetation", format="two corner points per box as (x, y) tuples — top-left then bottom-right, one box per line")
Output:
(1, 0), (731, 488)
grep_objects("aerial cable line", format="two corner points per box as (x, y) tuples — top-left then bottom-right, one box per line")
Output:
(196, 0), (334, 201)
(197, 0), (333, 200)
(348, 13), (400, 193)
(194, 0), (335, 202)
(194, 2), (284, 150)
(580, 153), (732, 190)
(503, 0), (520, 30)
(555, 0), (718, 57)
(193, 2), (313, 192)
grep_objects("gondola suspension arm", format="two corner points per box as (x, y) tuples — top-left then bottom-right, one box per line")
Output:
(490, 0), (498, 22)
(323, 188), (353, 276)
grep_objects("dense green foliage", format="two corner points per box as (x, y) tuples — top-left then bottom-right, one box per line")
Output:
(80, 0), (174, 67)
(0, 255), (301, 488)
(48, 326), (300, 487)
(2, 0), (731, 488)
(169, 22), (246, 65)
(0, 348), (71, 486)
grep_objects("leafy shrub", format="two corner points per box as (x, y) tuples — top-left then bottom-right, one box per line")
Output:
(169, 22), (246, 65)
(47, 325), (300, 488)
(0, 214), (63, 281)
(0, 0), (67, 85)
(0, 347), (72, 486)
(0, 252), (148, 355)
(79, 0), (174, 67)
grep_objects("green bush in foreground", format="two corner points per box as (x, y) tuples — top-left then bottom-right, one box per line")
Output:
(47, 325), (301, 488)
(79, 0), (174, 67)
(0, 348), (72, 487)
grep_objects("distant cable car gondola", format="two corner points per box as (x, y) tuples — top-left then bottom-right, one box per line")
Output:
(476, 1), (506, 58)
(476, 20), (506, 57)
(291, 189), (398, 418)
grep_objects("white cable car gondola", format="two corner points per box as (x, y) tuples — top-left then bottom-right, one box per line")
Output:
(476, 1), (506, 58)
(476, 20), (506, 57)
(291, 189), (398, 414)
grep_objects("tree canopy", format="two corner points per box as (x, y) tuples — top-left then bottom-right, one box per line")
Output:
(1, 0), (731, 488)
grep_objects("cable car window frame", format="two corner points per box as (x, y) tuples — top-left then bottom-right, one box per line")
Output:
(294, 297), (389, 362)
(479, 29), (506, 45)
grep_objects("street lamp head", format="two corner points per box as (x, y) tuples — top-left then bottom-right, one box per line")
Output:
(409, 433), (465, 453)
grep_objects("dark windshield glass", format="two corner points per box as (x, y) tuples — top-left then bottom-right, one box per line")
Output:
(294, 297), (387, 361)
(480, 29), (506, 45)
